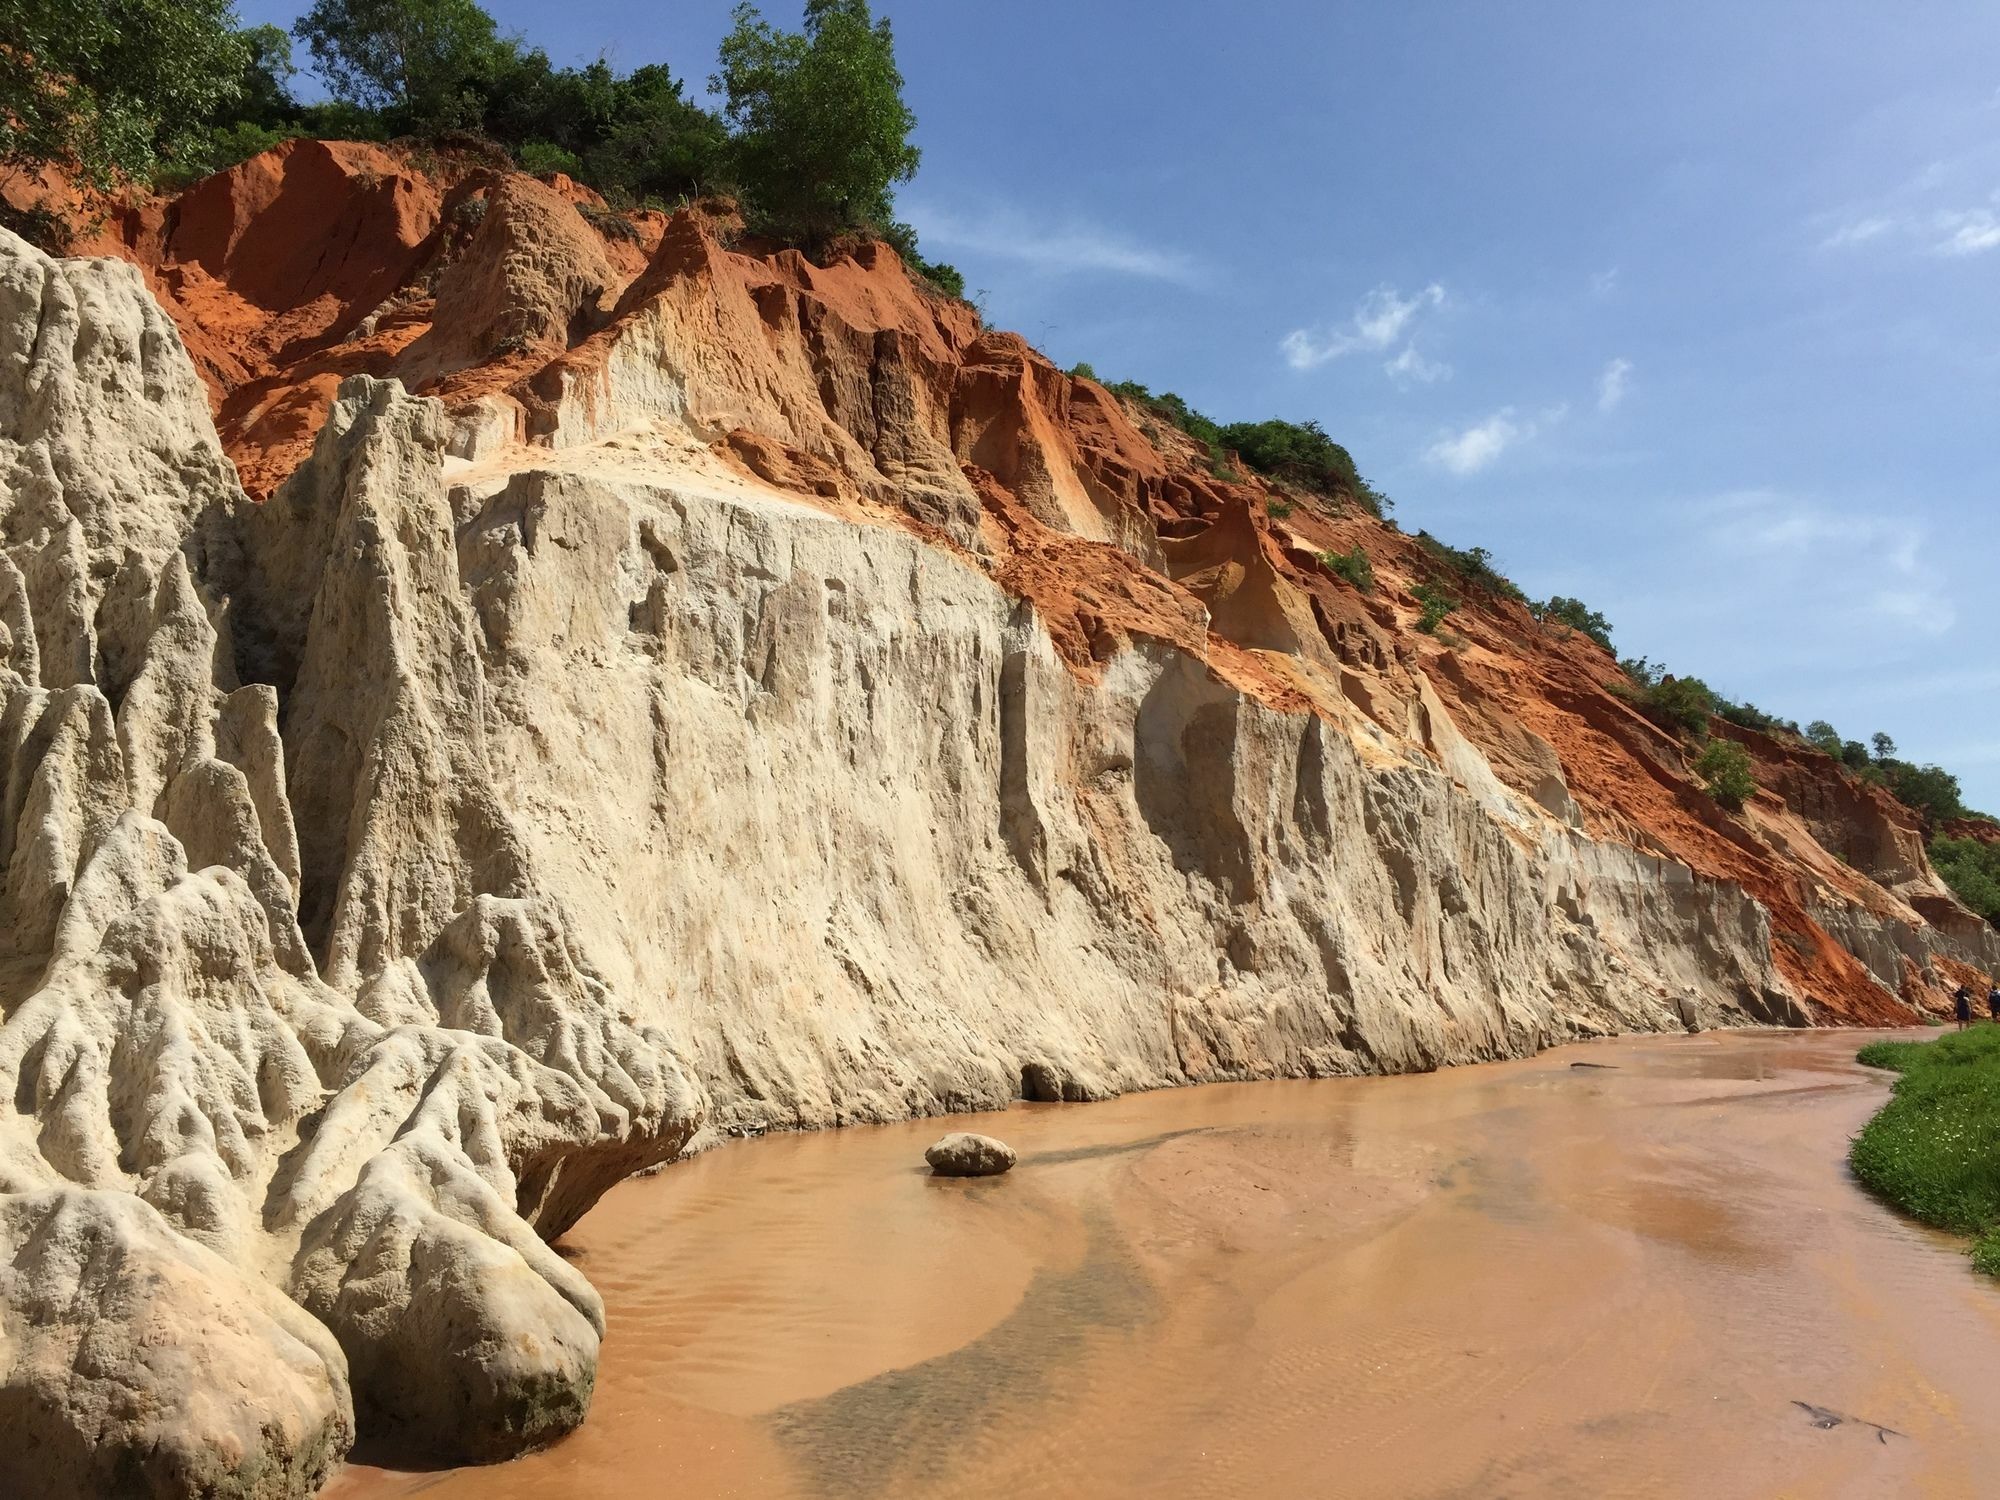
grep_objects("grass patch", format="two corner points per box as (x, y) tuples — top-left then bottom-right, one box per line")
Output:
(1851, 1025), (2000, 1275)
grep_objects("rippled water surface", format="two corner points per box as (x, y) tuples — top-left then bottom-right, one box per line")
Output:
(328, 1030), (2000, 1499)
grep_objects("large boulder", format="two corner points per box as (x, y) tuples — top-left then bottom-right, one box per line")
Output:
(925, 1132), (1018, 1177)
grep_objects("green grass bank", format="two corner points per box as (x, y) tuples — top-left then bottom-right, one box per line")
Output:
(1852, 1025), (2000, 1276)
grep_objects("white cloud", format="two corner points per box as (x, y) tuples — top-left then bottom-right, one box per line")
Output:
(906, 203), (1200, 283)
(1596, 357), (1633, 413)
(1426, 409), (1528, 475)
(1820, 215), (1896, 249)
(1870, 589), (1958, 636)
(1384, 343), (1451, 386)
(1282, 283), (1445, 371)
(1589, 267), (1620, 297)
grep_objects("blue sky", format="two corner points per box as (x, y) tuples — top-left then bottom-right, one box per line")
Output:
(244, 0), (2000, 811)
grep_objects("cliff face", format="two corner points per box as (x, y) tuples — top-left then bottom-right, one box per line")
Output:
(1, 143), (1994, 1494)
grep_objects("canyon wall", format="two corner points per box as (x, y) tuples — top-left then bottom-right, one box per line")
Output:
(0, 144), (1994, 1496)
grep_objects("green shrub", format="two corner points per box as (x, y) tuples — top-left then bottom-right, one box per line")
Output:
(1852, 1027), (2000, 1276)
(1619, 656), (1662, 689)
(1532, 595), (1613, 651)
(1413, 581), (1455, 634)
(1215, 417), (1390, 515)
(1067, 361), (1098, 382)
(1694, 739), (1757, 809)
(1317, 548), (1374, 593)
(518, 138), (583, 175)
(1092, 393), (1390, 516)
(1714, 697), (1781, 734)
(1266, 499), (1293, 519)
(875, 219), (962, 295)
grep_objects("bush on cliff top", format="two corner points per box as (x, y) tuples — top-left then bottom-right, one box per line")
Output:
(1853, 1027), (2000, 1276)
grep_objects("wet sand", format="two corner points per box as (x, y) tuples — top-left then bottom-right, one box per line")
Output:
(327, 1029), (2000, 1499)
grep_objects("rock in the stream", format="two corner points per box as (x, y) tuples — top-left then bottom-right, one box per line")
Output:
(925, 1133), (1018, 1177)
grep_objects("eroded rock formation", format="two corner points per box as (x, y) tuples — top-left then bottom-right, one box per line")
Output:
(1, 143), (1994, 1495)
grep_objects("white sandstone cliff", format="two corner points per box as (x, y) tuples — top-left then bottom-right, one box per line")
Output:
(0, 220), (1987, 1496)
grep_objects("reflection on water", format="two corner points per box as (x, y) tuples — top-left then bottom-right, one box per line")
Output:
(770, 1204), (1154, 1497)
(328, 1030), (2000, 1500)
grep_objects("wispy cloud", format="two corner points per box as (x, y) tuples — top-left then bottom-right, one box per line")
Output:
(1700, 490), (1954, 636)
(1936, 208), (2000, 256)
(1282, 283), (1446, 373)
(1819, 215), (1896, 250)
(1596, 357), (1633, 413)
(1385, 343), (1451, 387)
(1589, 267), (1620, 298)
(1817, 187), (2000, 259)
(1424, 401), (1571, 476)
(906, 203), (1201, 283)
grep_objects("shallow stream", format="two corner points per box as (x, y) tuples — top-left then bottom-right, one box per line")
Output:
(329, 1029), (2000, 1499)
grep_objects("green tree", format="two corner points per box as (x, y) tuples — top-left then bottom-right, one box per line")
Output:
(294, 0), (513, 135)
(1872, 732), (1898, 762)
(0, 0), (248, 191)
(713, 0), (920, 247)
(1805, 720), (1844, 759)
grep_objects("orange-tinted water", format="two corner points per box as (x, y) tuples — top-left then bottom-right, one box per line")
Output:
(327, 1029), (2000, 1499)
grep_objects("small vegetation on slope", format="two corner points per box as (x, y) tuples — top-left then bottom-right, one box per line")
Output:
(1089, 378), (1395, 516)
(1693, 739), (1756, 810)
(1317, 548), (1374, 593)
(1412, 582), (1455, 634)
(1531, 594), (1614, 651)
(1414, 532), (1525, 603)
(1853, 1027), (2000, 1276)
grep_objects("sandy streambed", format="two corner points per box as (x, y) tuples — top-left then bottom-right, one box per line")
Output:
(328, 1029), (2000, 1499)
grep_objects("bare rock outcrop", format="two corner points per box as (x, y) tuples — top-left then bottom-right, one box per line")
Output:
(398, 174), (617, 387)
(0, 228), (696, 1494)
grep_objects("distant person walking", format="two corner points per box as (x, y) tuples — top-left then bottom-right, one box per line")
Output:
(1955, 984), (1973, 1030)
(1989, 982), (2000, 1022)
